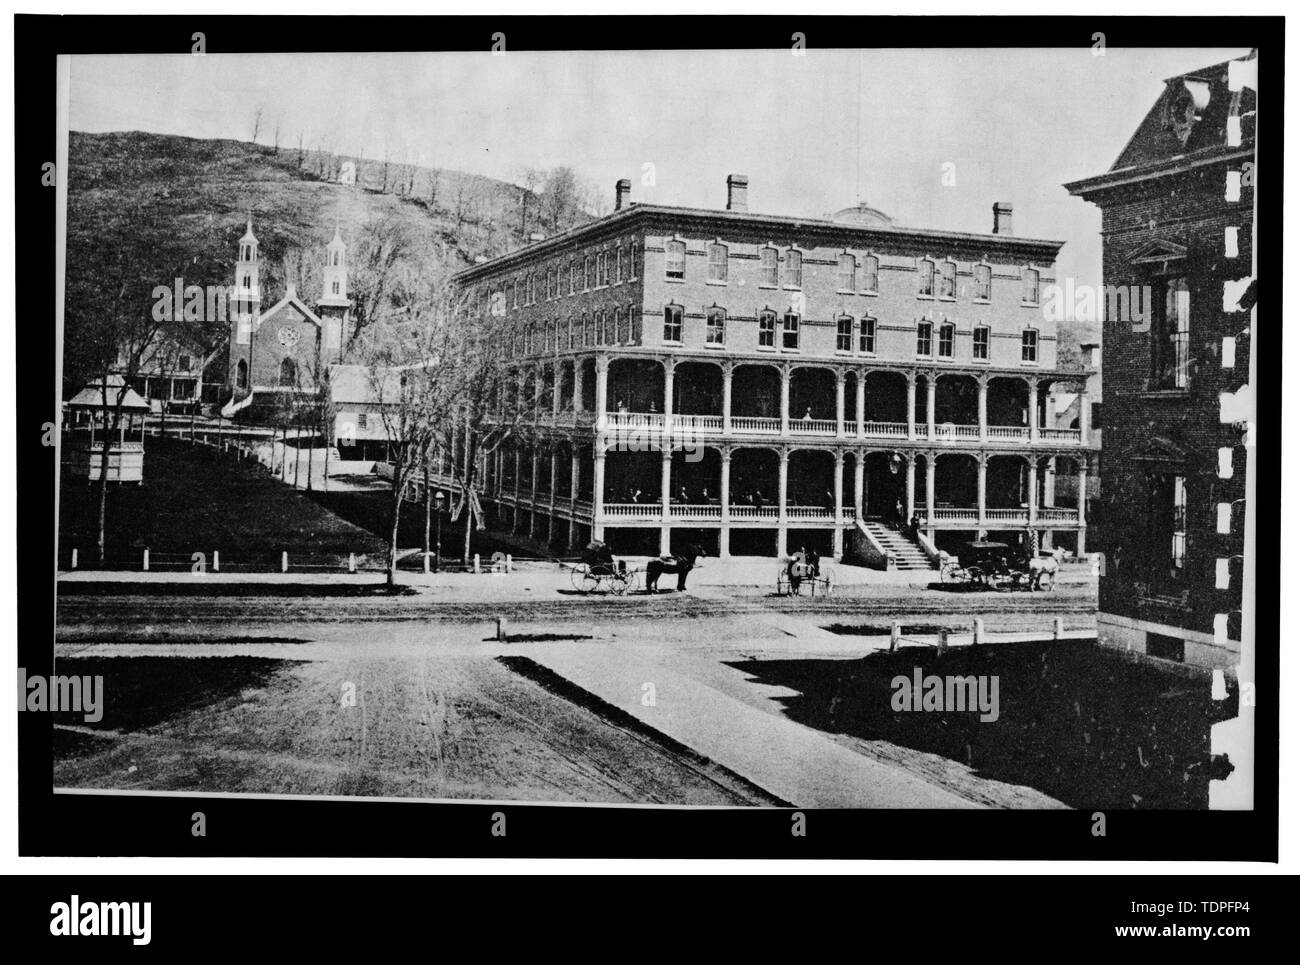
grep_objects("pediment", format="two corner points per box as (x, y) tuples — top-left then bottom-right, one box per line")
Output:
(1132, 435), (1190, 464)
(1128, 238), (1188, 266)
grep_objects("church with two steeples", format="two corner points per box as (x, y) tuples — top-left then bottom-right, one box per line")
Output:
(225, 219), (353, 416)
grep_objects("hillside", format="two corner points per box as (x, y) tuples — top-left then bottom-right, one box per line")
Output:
(63, 131), (561, 387)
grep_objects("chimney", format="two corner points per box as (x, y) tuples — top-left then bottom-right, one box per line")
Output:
(615, 178), (632, 211)
(726, 174), (749, 213)
(992, 202), (1013, 235)
(1082, 342), (1101, 368)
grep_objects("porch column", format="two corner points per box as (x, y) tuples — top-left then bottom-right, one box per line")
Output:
(905, 454), (916, 520)
(1028, 379), (1039, 444)
(530, 447), (540, 538)
(777, 447), (789, 556)
(512, 447), (522, 531)
(855, 373), (866, 439)
(906, 373), (917, 440)
(660, 448), (673, 554)
(978, 376), (989, 443)
(552, 360), (562, 418)
(1027, 456), (1038, 524)
(1044, 457), (1057, 507)
(835, 369), (846, 439)
(1077, 380), (1090, 440)
(719, 448), (732, 559)
(721, 362), (733, 435)
(977, 454), (988, 526)
(833, 450), (845, 558)
(1077, 457), (1088, 529)
(925, 455), (936, 529)
(595, 355), (609, 431)
(573, 361), (585, 414)
(854, 451), (866, 519)
(592, 446), (606, 541)
(926, 375), (936, 441)
(779, 364), (791, 435)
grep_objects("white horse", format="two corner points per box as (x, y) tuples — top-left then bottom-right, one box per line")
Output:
(1027, 546), (1066, 591)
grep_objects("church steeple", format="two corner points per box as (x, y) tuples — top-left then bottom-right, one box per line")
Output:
(317, 224), (351, 363)
(320, 224), (348, 306)
(232, 216), (261, 345)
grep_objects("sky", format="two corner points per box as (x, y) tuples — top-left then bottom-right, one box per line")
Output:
(67, 46), (1252, 291)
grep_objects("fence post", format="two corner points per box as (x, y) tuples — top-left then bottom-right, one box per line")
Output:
(212, 550), (220, 573)
(70, 548), (78, 570)
(473, 553), (481, 574)
(936, 627), (949, 655)
(1053, 617), (1064, 641)
(281, 551), (288, 573)
(142, 548), (150, 572)
(506, 554), (513, 573)
(890, 621), (901, 652)
(496, 617), (509, 642)
(348, 552), (356, 574)
(973, 617), (984, 645)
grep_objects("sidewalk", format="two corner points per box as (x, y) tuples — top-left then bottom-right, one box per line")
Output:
(520, 642), (984, 808)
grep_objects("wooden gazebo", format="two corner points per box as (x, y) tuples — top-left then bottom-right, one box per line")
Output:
(65, 375), (150, 484)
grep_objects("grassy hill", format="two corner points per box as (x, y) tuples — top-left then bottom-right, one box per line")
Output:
(64, 131), (554, 387)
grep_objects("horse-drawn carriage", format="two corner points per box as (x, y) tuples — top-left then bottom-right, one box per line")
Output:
(777, 553), (835, 597)
(570, 540), (634, 594)
(939, 540), (1061, 591)
(568, 542), (705, 595)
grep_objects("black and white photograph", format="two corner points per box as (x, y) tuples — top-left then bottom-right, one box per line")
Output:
(3, 4), (1289, 902)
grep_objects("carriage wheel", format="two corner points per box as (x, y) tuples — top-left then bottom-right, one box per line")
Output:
(610, 572), (631, 596)
(776, 571), (790, 596)
(1040, 571), (1056, 591)
(571, 566), (594, 592)
(941, 562), (962, 583)
(968, 566), (984, 587)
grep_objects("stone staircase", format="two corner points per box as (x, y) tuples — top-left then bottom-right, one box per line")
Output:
(862, 521), (936, 571)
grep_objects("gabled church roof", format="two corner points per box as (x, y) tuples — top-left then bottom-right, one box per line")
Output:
(257, 285), (325, 330)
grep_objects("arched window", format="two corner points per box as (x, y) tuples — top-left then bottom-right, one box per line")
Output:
(973, 263), (992, 301)
(783, 249), (803, 288)
(918, 258), (935, 297)
(236, 359), (248, 390)
(663, 304), (684, 343)
(938, 321), (956, 357)
(279, 357), (297, 387)
(862, 254), (879, 293)
(836, 315), (853, 352)
(859, 315), (877, 354)
(758, 309), (777, 348)
(706, 306), (726, 346)
(708, 243), (728, 283)
(759, 247), (778, 286)
(973, 324), (990, 360)
(837, 254), (856, 292)
(665, 240), (686, 280)
(1022, 267), (1041, 305)
(916, 320), (933, 356)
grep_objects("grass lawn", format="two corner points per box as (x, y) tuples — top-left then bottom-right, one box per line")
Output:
(59, 437), (389, 567)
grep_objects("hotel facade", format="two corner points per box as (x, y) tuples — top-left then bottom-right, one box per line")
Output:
(445, 176), (1094, 563)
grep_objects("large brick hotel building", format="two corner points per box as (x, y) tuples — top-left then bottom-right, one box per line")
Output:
(447, 175), (1094, 563)
(1066, 53), (1256, 668)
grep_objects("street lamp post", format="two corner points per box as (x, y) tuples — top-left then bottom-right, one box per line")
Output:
(434, 491), (445, 572)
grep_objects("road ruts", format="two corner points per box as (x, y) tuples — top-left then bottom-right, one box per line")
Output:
(55, 590), (1097, 627)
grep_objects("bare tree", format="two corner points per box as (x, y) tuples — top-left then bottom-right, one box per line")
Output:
(273, 118), (281, 155)
(251, 107), (264, 145)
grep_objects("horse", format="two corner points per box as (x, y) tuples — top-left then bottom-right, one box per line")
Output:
(1027, 546), (1066, 591)
(645, 544), (705, 593)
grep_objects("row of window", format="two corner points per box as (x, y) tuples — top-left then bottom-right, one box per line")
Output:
(510, 305), (646, 357)
(504, 305), (1040, 363)
(663, 308), (1037, 361)
(489, 241), (643, 313)
(663, 242), (1041, 304)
